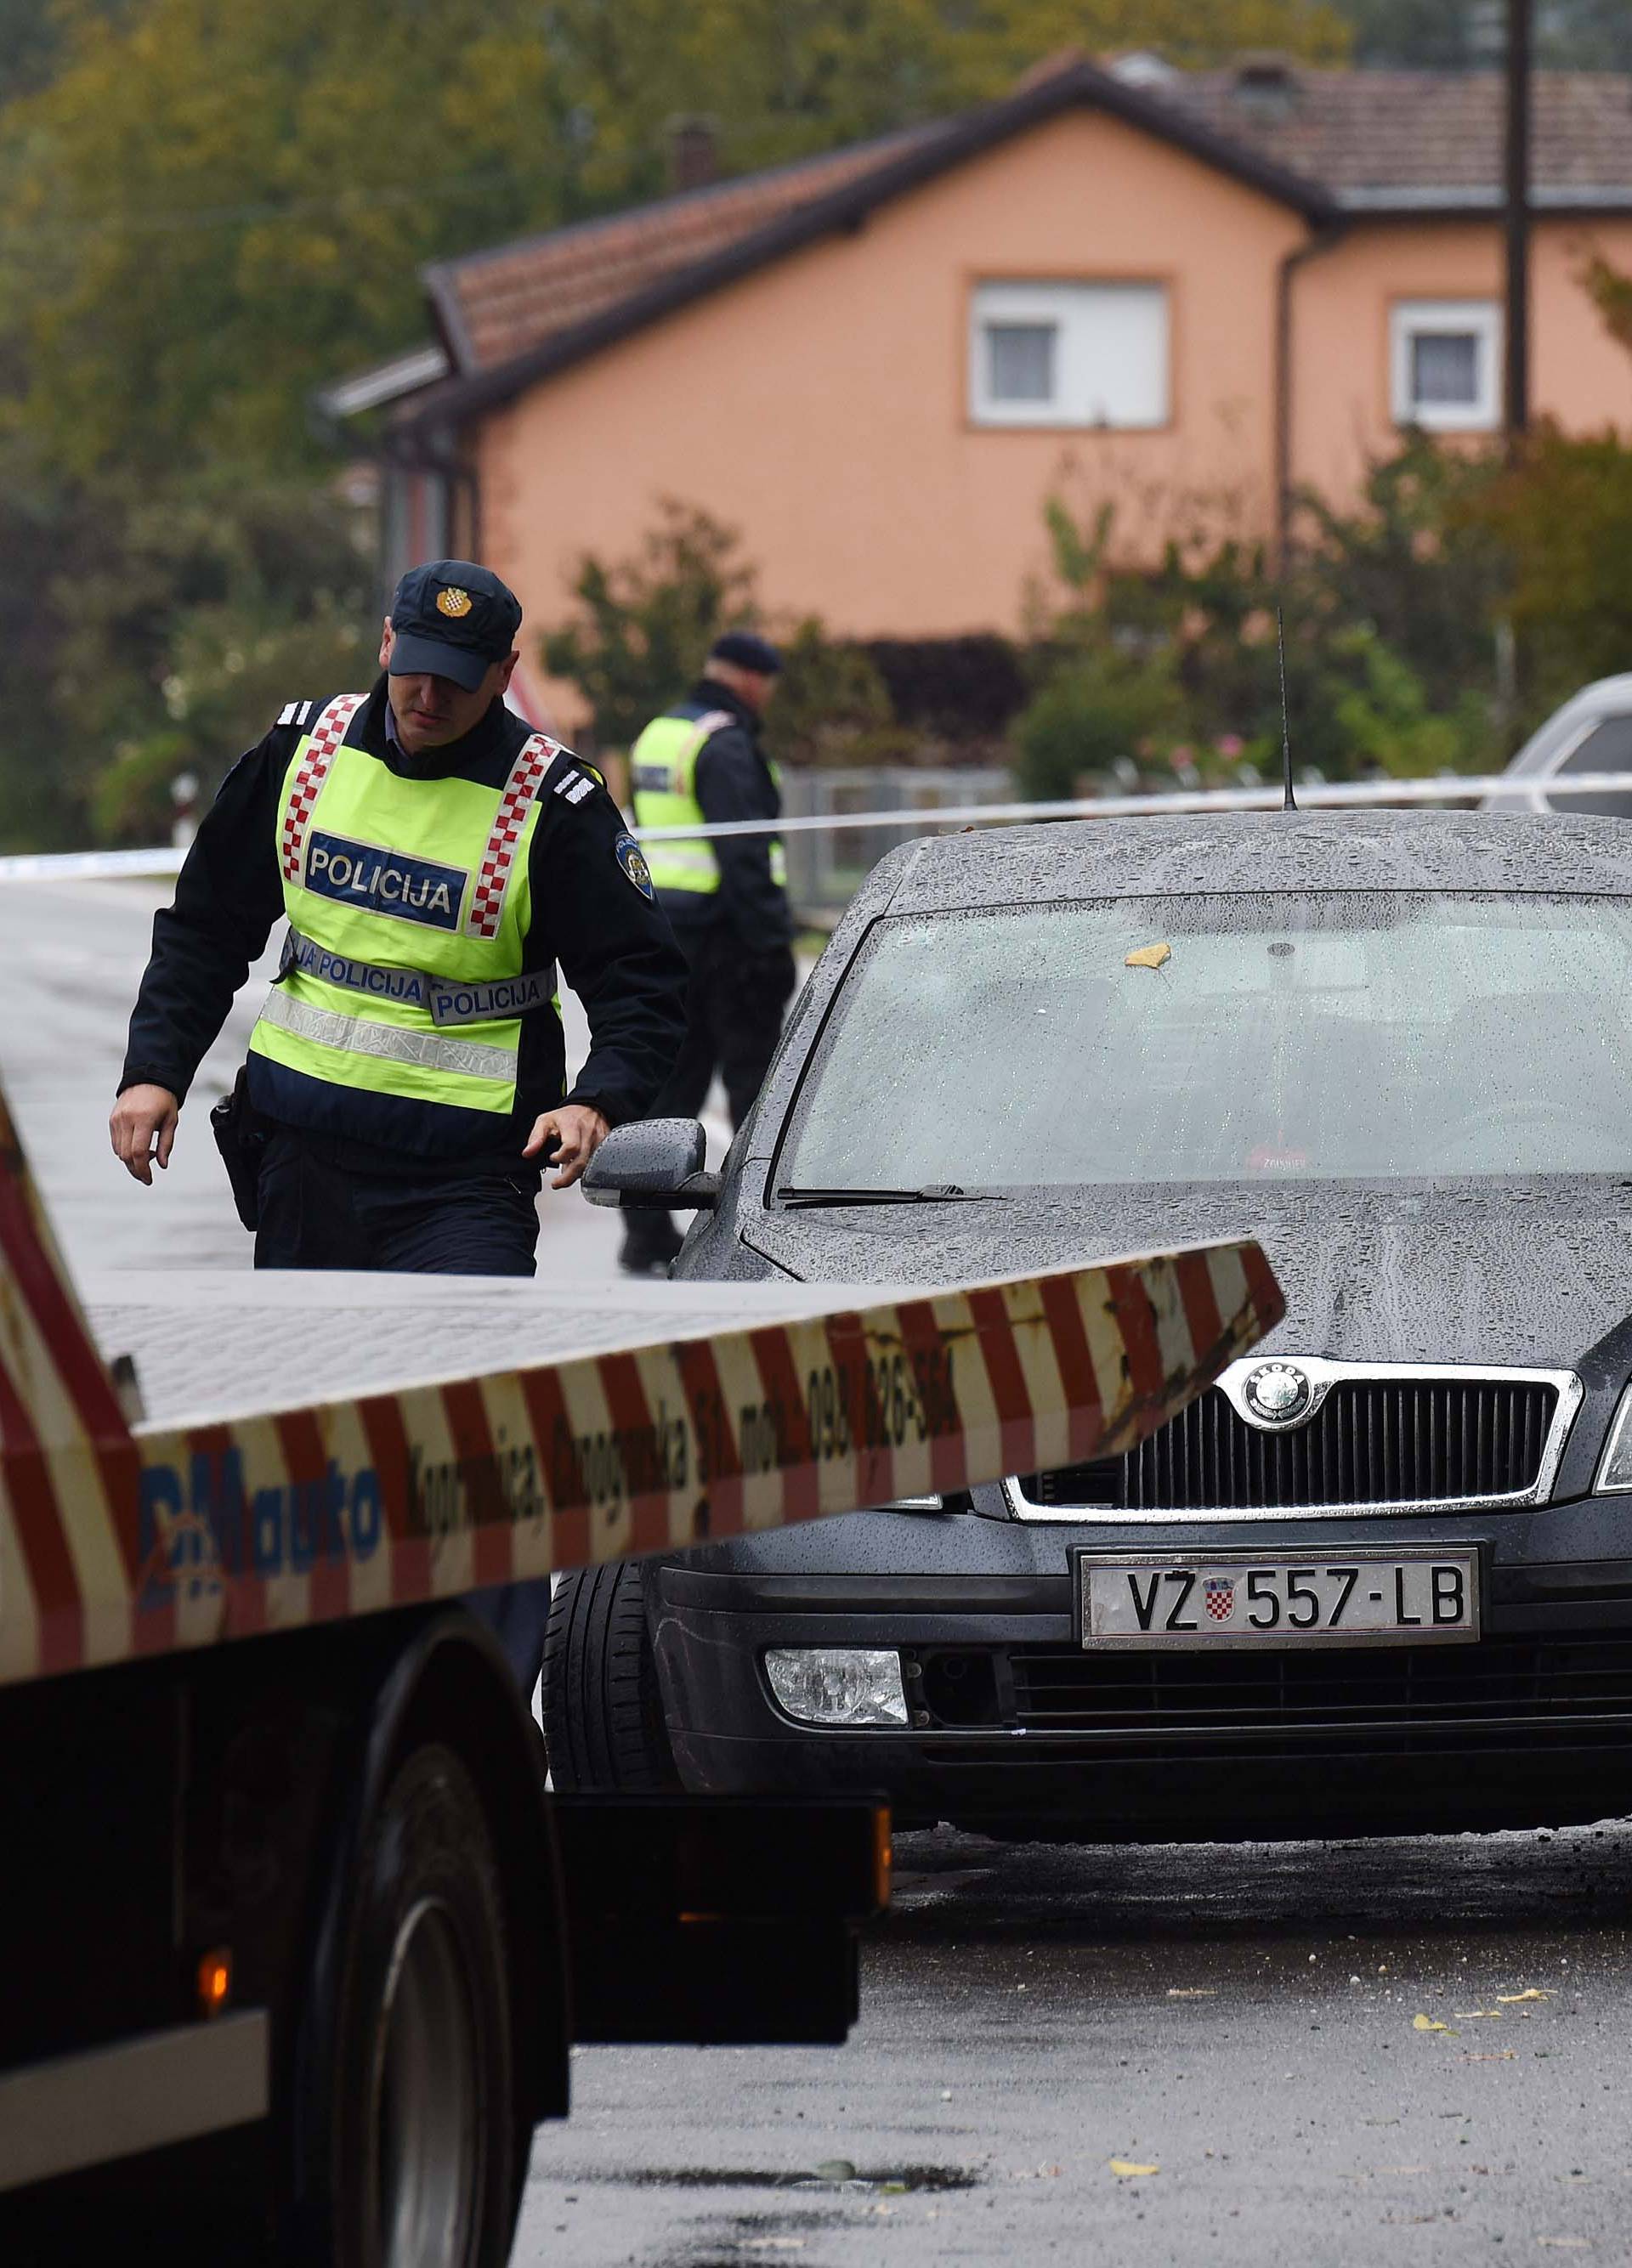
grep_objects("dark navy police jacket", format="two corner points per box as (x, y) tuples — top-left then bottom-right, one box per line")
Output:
(120, 679), (688, 1168)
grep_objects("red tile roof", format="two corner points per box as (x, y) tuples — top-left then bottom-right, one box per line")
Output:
(400, 58), (1632, 427)
(1169, 64), (1632, 199)
(427, 126), (945, 373)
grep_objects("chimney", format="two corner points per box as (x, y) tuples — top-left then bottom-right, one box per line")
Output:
(1232, 51), (1301, 119)
(666, 115), (719, 194)
(1106, 50), (1181, 93)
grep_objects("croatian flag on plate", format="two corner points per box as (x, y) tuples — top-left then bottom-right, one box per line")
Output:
(1204, 1577), (1236, 1624)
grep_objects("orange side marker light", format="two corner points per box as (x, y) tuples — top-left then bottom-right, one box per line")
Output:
(196, 1948), (232, 2018)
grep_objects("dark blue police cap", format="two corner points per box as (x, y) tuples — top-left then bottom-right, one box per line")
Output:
(708, 630), (783, 676)
(389, 560), (523, 692)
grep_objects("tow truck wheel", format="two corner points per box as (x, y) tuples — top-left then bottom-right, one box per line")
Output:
(541, 1565), (681, 1791)
(313, 1740), (520, 2268)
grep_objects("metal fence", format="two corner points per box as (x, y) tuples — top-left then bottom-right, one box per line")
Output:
(779, 766), (1012, 920)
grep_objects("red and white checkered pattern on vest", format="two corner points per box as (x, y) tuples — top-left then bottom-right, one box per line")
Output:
(466, 732), (559, 938)
(278, 694), (365, 885)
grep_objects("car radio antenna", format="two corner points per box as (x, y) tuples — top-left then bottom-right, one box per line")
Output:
(1278, 605), (1296, 812)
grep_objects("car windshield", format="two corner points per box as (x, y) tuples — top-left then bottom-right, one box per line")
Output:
(779, 891), (1632, 1190)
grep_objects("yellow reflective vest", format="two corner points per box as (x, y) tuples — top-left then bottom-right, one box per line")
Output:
(248, 693), (562, 1146)
(628, 707), (786, 896)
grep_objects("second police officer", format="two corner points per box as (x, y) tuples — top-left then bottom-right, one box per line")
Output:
(621, 631), (795, 1275)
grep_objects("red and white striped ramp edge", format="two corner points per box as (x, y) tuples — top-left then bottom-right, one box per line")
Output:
(0, 1089), (1284, 1688)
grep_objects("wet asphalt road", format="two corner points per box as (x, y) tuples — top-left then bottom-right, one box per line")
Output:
(518, 1820), (1632, 2265)
(9, 877), (1632, 2265)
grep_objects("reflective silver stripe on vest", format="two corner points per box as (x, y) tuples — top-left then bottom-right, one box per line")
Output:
(282, 929), (556, 1028)
(258, 988), (516, 1082)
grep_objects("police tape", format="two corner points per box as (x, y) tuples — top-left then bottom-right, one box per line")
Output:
(1, 772), (1628, 879)
(0, 1049), (1285, 1683)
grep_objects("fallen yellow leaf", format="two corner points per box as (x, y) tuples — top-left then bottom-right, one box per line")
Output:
(1166, 1988), (1216, 1999)
(1496, 1988), (1553, 2004)
(1125, 942), (1171, 971)
(1413, 2014), (1453, 2033)
(1109, 2160), (1160, 2179)
(1453, 2010), (1503, 2020)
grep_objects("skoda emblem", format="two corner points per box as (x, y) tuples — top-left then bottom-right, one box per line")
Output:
(1242, 1360), (1312, 1428)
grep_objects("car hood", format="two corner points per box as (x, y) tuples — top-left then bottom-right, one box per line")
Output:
(740, 1179), (1632, 1367)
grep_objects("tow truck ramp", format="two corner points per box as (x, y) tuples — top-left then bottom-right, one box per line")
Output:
(0, 1082), (1283, 1684)
(0, 1068), (1282, 2259)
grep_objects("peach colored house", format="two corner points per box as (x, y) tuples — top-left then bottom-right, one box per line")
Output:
(332, 53), (1632, 698)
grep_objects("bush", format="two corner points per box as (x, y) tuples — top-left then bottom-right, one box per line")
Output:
(1014, 441), (1514, 800)
(1464, 421), (1632, 718)
(863, 635), (1028, 740)
(771, 619), (904, 768)
(1013, 654), (1182, 801)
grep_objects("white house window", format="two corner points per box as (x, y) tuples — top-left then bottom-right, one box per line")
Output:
(1391, 299), (1502, 431)
(971, 281), (1170, 428)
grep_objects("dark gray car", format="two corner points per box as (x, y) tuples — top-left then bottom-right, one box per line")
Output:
(547, 810), (1632, 1840)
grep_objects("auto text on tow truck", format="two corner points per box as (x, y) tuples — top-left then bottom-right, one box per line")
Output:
(135, 1339), (959, 1591)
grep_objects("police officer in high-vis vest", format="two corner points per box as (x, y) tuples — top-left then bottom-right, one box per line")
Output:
(110, 562), (688, 1278)
(622, 631), (795, 1274)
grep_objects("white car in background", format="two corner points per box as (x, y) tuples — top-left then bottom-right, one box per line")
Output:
(1493, 673), (1632, 816)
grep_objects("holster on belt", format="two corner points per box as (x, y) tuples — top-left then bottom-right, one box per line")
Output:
(210, 1065), (269, 1232)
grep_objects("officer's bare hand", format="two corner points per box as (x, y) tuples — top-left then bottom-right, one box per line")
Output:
(110, 1084), (180, 1186)
(524, 1104), (609, 1189)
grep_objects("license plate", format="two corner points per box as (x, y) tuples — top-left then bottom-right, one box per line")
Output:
(1078, 1548), (1481, 1649)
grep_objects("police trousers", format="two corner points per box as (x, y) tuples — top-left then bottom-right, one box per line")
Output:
(654, 919), (794, 1128)
(253, 1126), (550, 1695)
(253, 1128), (542, 1275)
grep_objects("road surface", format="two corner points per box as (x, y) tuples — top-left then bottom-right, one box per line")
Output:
(518, 1822), (1632, 2265)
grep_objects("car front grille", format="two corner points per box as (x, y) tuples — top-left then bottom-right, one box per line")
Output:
(1006, 1637), (1632, 1750)
(1015, 1367), (1577, 1519)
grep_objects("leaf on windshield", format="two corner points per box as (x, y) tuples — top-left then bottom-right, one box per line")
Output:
(1125, 942), (1172, 970)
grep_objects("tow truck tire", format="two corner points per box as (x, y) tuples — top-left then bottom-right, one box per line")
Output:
(314, 1739), (520, 2268)
(541, 1565), (681, 1792)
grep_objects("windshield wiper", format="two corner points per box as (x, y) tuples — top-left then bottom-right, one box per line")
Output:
(775, 1185), (1007, 1208)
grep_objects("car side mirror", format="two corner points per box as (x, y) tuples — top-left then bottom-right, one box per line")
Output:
(583, 1118), (721, 1211)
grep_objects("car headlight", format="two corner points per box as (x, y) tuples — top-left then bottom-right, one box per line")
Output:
(764, 1647), (908, 1727)
(1597, 1385), (1632, 1492)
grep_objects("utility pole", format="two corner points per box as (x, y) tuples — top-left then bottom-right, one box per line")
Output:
(1504, 0), (1533, 450)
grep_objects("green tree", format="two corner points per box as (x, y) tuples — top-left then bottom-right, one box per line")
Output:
(541, 500), (761, 750)
(1466, 425), (1632, 716)
(1336, 0), (1632, 68)
(0, 0), (575, 478)
(546, 0), (952, 195)
(1583, 251), (1632, 361)
(1017, 440), (1509, 800)
(63, 470), (372, 846)
(938, 0), (1347, 93)
(1294, 433), (1510, 721)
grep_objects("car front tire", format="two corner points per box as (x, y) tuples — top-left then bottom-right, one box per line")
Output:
(542, 1566), (681, 1793)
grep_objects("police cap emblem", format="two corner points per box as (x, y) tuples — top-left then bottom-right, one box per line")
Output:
(435, 586), (473, 619)
(615, 832), (654, 901)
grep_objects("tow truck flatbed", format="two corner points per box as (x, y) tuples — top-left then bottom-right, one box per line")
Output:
(0, 1078), (1282, 2260)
